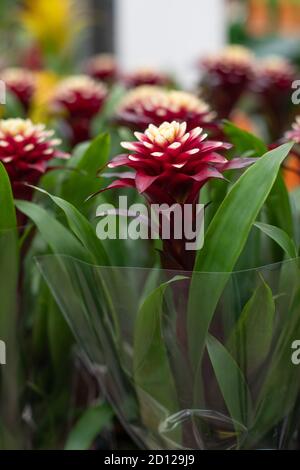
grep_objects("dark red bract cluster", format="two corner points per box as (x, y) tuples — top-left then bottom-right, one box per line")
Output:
(51, 76), (107, 145)
(107, 121), (255, 205)
(1, 68), (36, 111)
(122, 68), (170, 89)
(200, 46), (255, 118)
(85, 54), (118, 84)
(0, 118), (68, 199)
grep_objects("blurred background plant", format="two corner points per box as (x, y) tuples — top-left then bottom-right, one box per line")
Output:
(229, 0), (300, 63)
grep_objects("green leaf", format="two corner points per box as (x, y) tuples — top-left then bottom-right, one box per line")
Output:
(228, 275), (276, 373)
(0, 162), (17, 231)
(266, 172), (294, 239)
(247, 282), (300, 447)
(223, 121), (267, 157)
(15, 200), (89, 262)
(290, 187), (300, 246)
(92, 84), (126, 135)
(134, 277), (186, 422)
(207, 334), (253, 431)
(47, 290), (73, 374)
(0, 163), (21, 448)
(254, 222), (297, 259)
(188, 143), (293, 371)
(62, 133), (110, 208)
(65, 402), (114, 450)
(224, 122), (294, 238)
(66, 142), (90, 168)
(33, 188), (110, 266)
(3, 90), (25, 119)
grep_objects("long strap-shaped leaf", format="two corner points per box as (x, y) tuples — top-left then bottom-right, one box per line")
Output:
(224, 122), (294, 238)
(134, 276), (186, 434)
(254, 222), (297, 259)
(15, 200), (89, 261)
(0, 163), (21, 448)
(62, 133), (110, 209)
(206, 334), (253, 436)
(32, 187), (110, 266)
(188, 143), (293, 372)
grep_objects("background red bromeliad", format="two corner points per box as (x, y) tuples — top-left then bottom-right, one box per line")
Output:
(199, 45), (255, 119)
(0, 68), (37, 112)
(51, 75), (107, 146)
(84, 54), (118, 85)
(0, 118), (68, 201)
(116, 86), (217, 133)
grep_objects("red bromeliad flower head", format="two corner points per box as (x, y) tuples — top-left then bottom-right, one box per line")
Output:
(116, 86), (216, 132)
(0, 118), (68, 199)
(254, 56), (296, 94)
(85, 54), (118, 84)
(51, 75), (107, 145)
(52, 75), (107, 119)
(107, 121), (255, 205)
(199, 46), (255, 118)
(254, 57), (297, 140)
(1, 68), (36, 111)
(201, 45), (255, 83)
(122, 67), (170, 89)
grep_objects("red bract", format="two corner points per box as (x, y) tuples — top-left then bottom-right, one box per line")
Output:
(51, 76), (107, 145)
(254, 57), (296, 94)
(0, 118), (68, 199)
(85, 54), (118, 84)
(199, 46), (255, 118)
(1, 68), (36, 111)
(116, 86), (217, 133)
(122, 68), (170, 89)
(107, 121), (255, 205)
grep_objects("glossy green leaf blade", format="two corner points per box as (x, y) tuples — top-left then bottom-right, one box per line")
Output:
(254, 222), (297, 259)
(65, 402), (114, 450)
(207, 334), (253, 429)
(15, 200), (89, 261)
(267, 172), (294, 238)
(228, 275), (276, 373)
(223, 121), (267, 157)
(0, 163), (17, 231)
(290, 187), (300, 246)
(134, 276), (186, 416)
(224, 122), (294, 237)
(3, 90), (25, 119)
(0, 163), (21, 448)
(188, 143), (293, 370)
(247, 283), (300, 447)
(34, 188), (110, 266)
(62, 133), (110, 208)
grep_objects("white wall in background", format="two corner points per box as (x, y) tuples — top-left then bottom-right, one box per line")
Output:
(115, 0), (226, 89)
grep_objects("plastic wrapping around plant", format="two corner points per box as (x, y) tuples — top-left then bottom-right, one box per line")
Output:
(37, 254), (300, 450)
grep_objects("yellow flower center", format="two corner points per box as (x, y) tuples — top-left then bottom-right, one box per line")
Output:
(120, 86), (211, 115)
(145, 121), (187, 145)
(167, 90), (210, 114)
(260, 56), (293, 73)
(54, 75), (106, 99)
(1, 68), (36, 85)
(206, 45), (254, 67)
(0, 118), (52, 139)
